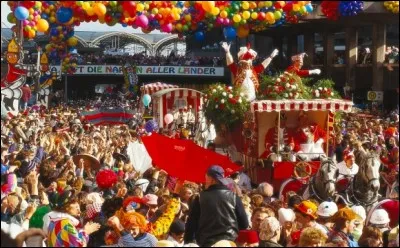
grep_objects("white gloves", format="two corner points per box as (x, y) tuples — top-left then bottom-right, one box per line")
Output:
(316, 138), (324, 145)
(309, 69), (321, 75)
(221, 42), (231, 53)
(270, 49), (279, 58)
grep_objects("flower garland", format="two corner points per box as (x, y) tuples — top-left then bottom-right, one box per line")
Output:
(311, 79), (341, 99)
(261, 72), (311, 100)
(203, 84), (249, 131)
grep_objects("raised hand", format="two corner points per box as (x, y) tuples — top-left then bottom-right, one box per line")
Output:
(270, 49), (279, 58)
(221, 42), (231, 53)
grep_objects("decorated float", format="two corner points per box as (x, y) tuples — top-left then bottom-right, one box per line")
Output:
(203, 43), (354, 200)
(151, 88), (203, 129)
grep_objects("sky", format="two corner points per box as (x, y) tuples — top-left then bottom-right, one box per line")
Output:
(1, 2), (159, 33)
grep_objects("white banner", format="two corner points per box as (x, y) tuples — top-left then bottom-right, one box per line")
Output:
(50, 65), (224, 77)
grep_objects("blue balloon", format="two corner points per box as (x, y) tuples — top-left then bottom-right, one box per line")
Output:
(194, 31), (205, 42)
(142, 94), (151, 107)
(56, 7), (73, 23)
(223, 27), (237, 41)
(305, 4), (313, 13)
(14, 6), (29, 21)
(145, 120), (158, 133)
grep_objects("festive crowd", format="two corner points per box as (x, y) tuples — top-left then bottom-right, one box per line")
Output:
(1, 100), (399, 247)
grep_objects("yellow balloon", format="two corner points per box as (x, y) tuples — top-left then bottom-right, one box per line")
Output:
(93, 3), (107, 17)
(184, 14), (191, 21)
(251, 12), (258, 19)
(242, 11), (250, 20)
(220, 10), (228, 18)
(293, 4), (300, 12)
(202, 1), (215, 12)
(49, 16), (56, 23)
(36, 19), (49, 32)
(233, 14), (242, 23)
(242, 1), (250, 10)
(67, 37), (78, 47)
(266, 12), (274, 21)
(152, 8), (158, 14)
(211, 7), (220, 16)
(82, 2), (90, 10)
(86, 7), (94, 16)
(175, 23), (183, 31)
(173, 13), (180, 21)
(137, 3), (145, 12)
(28, 29), (36, 39)
(265, 1), (273, 7)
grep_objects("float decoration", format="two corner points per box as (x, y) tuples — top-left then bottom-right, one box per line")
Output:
(1, 35), (27, 115)
(203, 83), (250, 132)
(7, 1), (314, 41)
(321, 1), (364, 20)
(384, 1), (399, 14)
(311, 79), (341, 100)
(261, 72), (309, 100)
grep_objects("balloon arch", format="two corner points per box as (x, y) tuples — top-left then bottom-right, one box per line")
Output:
(7, 1), (316, 74)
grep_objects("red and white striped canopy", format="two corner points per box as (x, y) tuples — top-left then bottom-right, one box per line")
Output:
(141, 82), (178, 95)
(251, 99), (353, 113)
(153, 88), (203, 99)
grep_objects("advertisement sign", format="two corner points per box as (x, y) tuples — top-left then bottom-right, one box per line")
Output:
(367, 91), (384, 101)
(50, 65), (224, 77)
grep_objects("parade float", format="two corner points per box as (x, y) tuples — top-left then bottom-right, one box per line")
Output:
(203, 44), (354, 197)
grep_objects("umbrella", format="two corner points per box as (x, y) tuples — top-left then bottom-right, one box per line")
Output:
(142, 133), (240, 183)
(73, 154), (101, 172)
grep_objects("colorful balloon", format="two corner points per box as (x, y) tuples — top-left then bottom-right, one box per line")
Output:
(56, 7), (73, 23)
(164, 114), (174, 125)
(14, 6), (29, 21)
(143, 94), (152, 107)
(36, 19), (49, 32)
(195, 31), (205, 41)
(93, 3), (107, 17)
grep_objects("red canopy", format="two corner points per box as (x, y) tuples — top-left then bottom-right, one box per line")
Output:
(142, 133), (241, 183)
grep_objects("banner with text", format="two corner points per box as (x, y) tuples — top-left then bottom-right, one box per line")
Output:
(50, 65), (224, 77)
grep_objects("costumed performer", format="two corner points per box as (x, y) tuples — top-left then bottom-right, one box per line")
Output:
(260, 113), (292, 159)
(222, 42), (279, 102)
(293, 111), (326, 160)
(286, 53), (321, 77)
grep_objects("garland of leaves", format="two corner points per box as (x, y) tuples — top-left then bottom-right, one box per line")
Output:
(203, 84), (249, 132)
(311, 79), (341, 99)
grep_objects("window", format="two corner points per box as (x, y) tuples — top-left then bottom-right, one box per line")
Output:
(175, 99), (187, 109)
(357, 26), (372, 64)
(333, 32), (346, 64)
(314, 33), (323, 65)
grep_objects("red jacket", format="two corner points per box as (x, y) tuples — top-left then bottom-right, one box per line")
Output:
(286, 65), (310, 77)
(293, 124), (326, 152)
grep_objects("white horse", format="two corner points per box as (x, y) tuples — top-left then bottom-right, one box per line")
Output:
(338, 153), (381, 209)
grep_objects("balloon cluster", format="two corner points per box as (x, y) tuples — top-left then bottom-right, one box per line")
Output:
(7, 1), (313, 42)
(61, 53), (78, 75)
(8, 1), (49, 39)
(384, 1), (399, 14)
(321, 1), (364, 20)
(145, 120), (159, 133)
(321, 1), (340, 20)
(338, 1), (364, 17)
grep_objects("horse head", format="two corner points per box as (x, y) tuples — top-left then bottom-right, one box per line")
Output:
(317, 157), (338, 198)
(359, 153), (381, 193)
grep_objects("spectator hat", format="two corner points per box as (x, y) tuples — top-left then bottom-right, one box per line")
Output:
(369, 209), (390, 225)
(295, 200), (318, 220)
(317, 201), (338, 217)
(206, 165), (228, 186)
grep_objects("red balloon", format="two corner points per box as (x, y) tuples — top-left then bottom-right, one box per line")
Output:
(21, 1), (35, 9)
(105, 15), (113, 23)
(258, 12), (266, 21)
(122, 1), (136, 16)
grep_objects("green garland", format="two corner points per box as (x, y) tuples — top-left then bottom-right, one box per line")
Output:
(203, 83), (249, 132)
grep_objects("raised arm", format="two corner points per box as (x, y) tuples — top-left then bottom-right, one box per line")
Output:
(221, 42), (234, 66)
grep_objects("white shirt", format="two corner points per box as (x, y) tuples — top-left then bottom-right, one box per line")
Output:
(337, 161), (359, 178)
